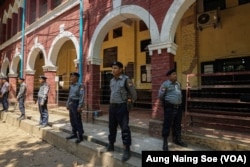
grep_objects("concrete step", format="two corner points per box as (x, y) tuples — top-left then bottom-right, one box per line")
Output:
(12, 104), (250, 151)
(0, 110), (141, 167)
(0, 107), (215, 167)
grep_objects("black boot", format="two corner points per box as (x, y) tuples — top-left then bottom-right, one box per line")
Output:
(75, 135), (83, 144)
(122, 146), (131, 162)
(106, 143), (114, 152)
(162, 137), (168, 151)
(66, 134), (77, 140)
(173, 136), (188, 147)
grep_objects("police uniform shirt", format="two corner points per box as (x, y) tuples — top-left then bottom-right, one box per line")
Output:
(17, 82), (27, 99)
(67, 82), (84, 109)
(158, 80), (182, 105)
(110, 74), (137, 104)
(38, 82), (50, 102)
(1, 81), (9, 95)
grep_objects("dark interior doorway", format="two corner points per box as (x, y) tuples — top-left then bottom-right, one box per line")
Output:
(101, 71), (113, 104)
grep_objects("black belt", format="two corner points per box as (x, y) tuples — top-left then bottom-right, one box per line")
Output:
(110, 103), (126, 107)
(165, 102), (182, 109)
(70, 99), (79, 103)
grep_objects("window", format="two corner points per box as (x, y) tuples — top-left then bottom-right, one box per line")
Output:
(139, 20), (148, 32)
(29, 0), (37, 24)
(113, 27), (122, 38)
(103, 47), (117, 68)
(39, 0), (48, 18)
(104, 33), (109, 42)
(204, 0), (225, 12)
(52, 0), (63, 9)
(140, 39), (151, 52)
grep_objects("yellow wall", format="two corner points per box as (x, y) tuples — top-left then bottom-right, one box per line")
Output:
(198, 4), (250, 61)
(101, 20), (151, 89)
(176, 3), (250, 88)
(56, 40), (76, 89)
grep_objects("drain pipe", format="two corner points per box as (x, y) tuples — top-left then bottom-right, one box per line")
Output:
(79, 0), (84, 83)
(20, 0), (26, 77)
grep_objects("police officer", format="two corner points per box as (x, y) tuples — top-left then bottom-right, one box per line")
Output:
(0, 76), (10, 112)
(17, 77), (27, 120)
(66, 72), (84, 144)
(37, 75), (50, 128)
(107, 61), (137, 162)
(158, 69), (187, 151)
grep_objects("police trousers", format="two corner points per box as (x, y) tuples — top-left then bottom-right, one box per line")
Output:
(162, 102), (183, 139)
(69, 101), (84, 136)
(2, 93), (9, 110)
(108, 102), (131, 146)
(38, 98), (48, 125)
(18, 97), (25, 115)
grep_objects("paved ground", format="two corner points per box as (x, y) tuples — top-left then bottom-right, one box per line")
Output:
(0, 119), (86, 167)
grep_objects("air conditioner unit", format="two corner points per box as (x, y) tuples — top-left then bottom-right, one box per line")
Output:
(197, 10), (219, 30)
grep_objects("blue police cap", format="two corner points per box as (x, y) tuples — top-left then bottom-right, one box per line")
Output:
(70, 72), (80, 77)
(166, 69), (176, 76)
(38, 75), (47, 80)
(111, 61), (123, 68)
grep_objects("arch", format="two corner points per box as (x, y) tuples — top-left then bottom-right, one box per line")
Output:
(7, 4), (13, 19)
(88, 5), (160, 65)
(26, 42), (47, 72)
(1, 0), (21, 24)
(9, 50), (21, 75)
(161, 0), (196, 43)
(47, 30), (80, 67)
(2, 10), (8, 24)
(12, 0), (20, 13)
(1, 57), (10, 76)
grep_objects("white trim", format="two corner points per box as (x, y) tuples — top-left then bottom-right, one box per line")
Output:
(26, 38), (47, 71)
(47, 26), (80, 67)
(88, 5), (159, 65)
(148, 42), (177, 55)
(0, 0), (80, 50)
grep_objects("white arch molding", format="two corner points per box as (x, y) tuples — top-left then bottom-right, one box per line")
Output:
(87, 5), (160, 65)
(9, 48), (21, 75)
(26, 40), (47, 73)
(47, 27), (80, 67)
(1, 57), (10, 76)
(161, 0), (196, 44)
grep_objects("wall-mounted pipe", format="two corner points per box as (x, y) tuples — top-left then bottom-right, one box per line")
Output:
(79, 0), (84, 83)
(20, 0), (26, 77)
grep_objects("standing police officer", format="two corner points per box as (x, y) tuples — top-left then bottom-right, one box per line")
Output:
(107, 61), (137, 162)
(66, 72), (84, 144)
(0, 76), (10, 112)
(37, 75), (50, 128)
(17, 77), (27, 120)
(158, 69), (187, 151)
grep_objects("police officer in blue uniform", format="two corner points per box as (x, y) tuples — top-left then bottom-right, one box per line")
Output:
(0, 76), (10, 112)
(17, 77), (27, 120)
(37, 75), (50, 128)
(66, 72), (84, 144)
(158, 69), (187, 151)
(107, 61), (137, 162)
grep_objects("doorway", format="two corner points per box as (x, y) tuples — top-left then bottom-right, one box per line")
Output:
(101, 71), (113, 104)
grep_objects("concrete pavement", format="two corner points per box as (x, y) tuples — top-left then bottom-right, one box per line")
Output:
(1, 103), (249, 167)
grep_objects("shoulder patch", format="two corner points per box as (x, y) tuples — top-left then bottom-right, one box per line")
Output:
(161, 88), (166, 91)
(128, 81), (133, 87)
